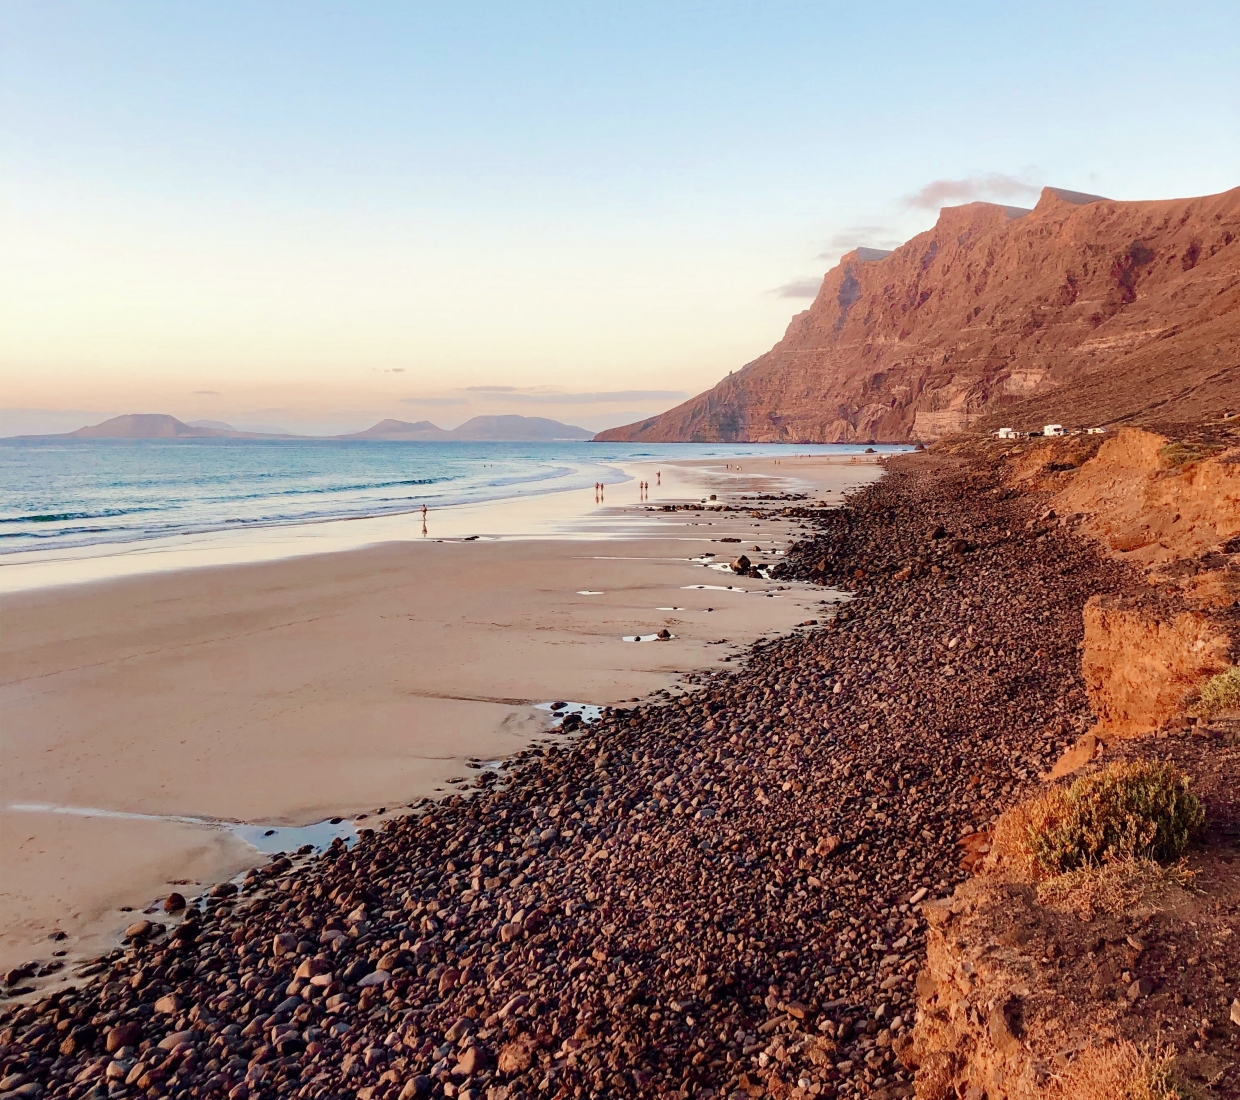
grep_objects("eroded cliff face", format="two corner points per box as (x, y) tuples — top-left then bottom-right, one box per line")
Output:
(1047, 429), (1240, 734)
(902, 429), (1240, 1099)
(1053, 429), (1240, 568)
(1081, 596), (1232, 736)
(905, 795), (1240, 1100)
(597, 187), (1240, 443)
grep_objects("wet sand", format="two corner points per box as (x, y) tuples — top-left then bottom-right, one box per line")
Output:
(0, 454), (882, 970)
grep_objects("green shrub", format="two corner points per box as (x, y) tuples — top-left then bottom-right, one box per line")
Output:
(1158, 441), (1221, 468)
(1028, 760), (1204, 875)
(1193, 665), (1240, 717)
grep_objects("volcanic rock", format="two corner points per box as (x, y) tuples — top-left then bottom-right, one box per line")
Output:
(597, 187), (1240, 442)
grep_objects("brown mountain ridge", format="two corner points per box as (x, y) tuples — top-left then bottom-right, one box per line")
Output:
(597, 185), (1240, 443)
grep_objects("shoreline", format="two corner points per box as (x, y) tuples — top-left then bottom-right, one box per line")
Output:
(0, 448), (902, 595)
(0, 450), (1128, 1100)
(0, 454), (883, 972)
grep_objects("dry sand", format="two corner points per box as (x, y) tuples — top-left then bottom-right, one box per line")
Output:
(0, 454), (882, 970)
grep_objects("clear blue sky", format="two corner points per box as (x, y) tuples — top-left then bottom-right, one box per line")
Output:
(2, 1), (1237, 434)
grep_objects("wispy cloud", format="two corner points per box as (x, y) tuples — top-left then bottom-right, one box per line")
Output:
(193, 390), (220, 395)
(818, 227), (904, 259)
(905, 173), (1039, 210)
(401, 396), (468, 406)
(478, 389), (687, 405)
(771, 278), (821, 299)
(463, 385), (517, 392)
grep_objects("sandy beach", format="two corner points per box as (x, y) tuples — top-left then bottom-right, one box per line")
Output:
(0, 453), (882, 971)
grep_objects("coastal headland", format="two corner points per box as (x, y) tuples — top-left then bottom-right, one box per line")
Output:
(597, 186), (1240, 444)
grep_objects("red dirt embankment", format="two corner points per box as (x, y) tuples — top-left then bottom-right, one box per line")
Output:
(1055, 428), (1240, 736)
(905, 423), (1240, 1099)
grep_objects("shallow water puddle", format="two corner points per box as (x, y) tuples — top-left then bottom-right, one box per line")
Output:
(232, 819), (359, 853)
(534, 701), (604, 723)
(621, 633), (673, 642)
(576, 590), (605, 595)
(682, 584), (746, 592)
(9, 802), (358, 854)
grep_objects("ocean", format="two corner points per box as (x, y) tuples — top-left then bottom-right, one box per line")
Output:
(0, 438), (903, 557)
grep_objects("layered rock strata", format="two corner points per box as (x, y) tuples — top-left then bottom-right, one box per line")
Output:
(597, 187), (1240, 443)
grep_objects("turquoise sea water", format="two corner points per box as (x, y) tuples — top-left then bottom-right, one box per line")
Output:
(0, 438), (904, 556)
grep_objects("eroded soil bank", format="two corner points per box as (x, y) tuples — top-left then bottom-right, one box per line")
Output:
(904, 426), (1240, 1100)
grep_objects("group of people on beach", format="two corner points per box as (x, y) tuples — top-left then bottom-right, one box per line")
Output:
(595, 471), (660, 504)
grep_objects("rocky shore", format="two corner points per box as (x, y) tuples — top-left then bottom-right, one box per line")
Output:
(0, 455), (1133, 1100)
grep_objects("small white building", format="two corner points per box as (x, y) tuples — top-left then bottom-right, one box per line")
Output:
(1043, 424), (1065, 437)
(996, 427), (1019, 439)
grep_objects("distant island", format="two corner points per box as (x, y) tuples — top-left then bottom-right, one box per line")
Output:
(337, 415), (593, 441)
(17, 413), (595, 442)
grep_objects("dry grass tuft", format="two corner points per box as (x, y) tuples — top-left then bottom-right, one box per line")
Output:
(1046, 1039), (1183, 1100)
(1035, 857), (1196, 920)
(1191, 665), (1240, 718)
(990, 788), (1060, 877)
(1011, 759), (1203, 876)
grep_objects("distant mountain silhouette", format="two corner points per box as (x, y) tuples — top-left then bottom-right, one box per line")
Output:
(448, 415), (592, 441)
(18, 414), (291, 439)
(336, 415), (591, 441)
(64, 414), (233, 439)
(336, 419), (453, 441)
(16, 412), (594, 441)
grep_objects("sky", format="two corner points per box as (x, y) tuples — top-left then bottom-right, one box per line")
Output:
(2, 1), (1237, 436)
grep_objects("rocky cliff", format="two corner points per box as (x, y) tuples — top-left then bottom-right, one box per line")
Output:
(597, 187), (1240, 443)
